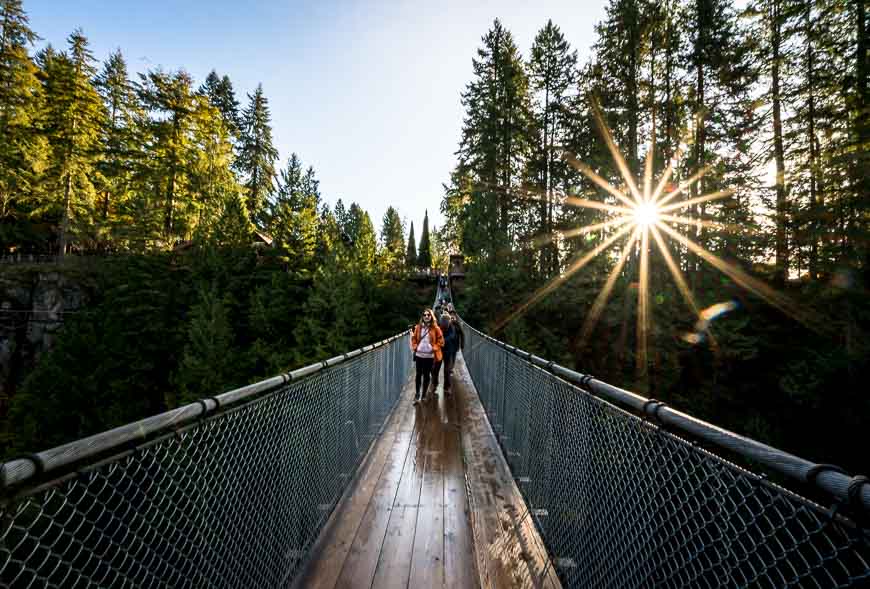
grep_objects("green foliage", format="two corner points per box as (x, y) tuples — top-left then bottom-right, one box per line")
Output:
(447, 9), (870, 476)
(236, 84), (278, 224)
(3, 245), (431, 458)
(173, 285), (236, 406)
(380, 206), (405, 273)
(267, 153), (320, 270)
(0, 0), (49, 247)
(417, 209), (432, 268)
(405, 221), (416, 268)
(199, 70), (240, 138)
(0, 3), (435, 462)
(446, 18), (534, 263)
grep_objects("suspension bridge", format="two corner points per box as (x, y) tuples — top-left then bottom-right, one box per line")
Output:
(1, 283), (868, 588)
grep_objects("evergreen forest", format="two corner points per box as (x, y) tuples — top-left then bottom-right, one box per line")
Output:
(0, 0), (867, 481)
(441, 1), (868, 476)
(0, 0), (444, 456)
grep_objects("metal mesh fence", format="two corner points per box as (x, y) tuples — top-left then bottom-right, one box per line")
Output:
(1, 333), (412, 588)
(462, 326), (870, 588)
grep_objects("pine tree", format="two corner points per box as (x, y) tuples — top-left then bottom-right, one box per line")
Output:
(592, 0), (646, 172)
(40, 29), (106, 255)
(199, 70), (240, 138)
(405, 220), (417, 268)
(315, 202), (340, 262)
(136, 69), (198, 242)
(175, 286), (236, 405)
(417, 209), (432, 268)
(353, 207), (377, 272)
(208, 192), (253, 247)
(94, 49), (140, 247)
(450, 19), (534, 262)
(527, 20), (577, 277)
(270, 153), (320, 267)
(380, 205), (405, 272)
(187, 93), (239, 237)
(235, 84), (278, 224)
(680, 0), (758, 264)
(0, 0), (48, 247)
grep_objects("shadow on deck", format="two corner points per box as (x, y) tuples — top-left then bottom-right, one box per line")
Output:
(294, 355), (560, 589)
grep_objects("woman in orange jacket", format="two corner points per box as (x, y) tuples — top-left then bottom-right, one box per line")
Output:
(410, 308), (444, 404)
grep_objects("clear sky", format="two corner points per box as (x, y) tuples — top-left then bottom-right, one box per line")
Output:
(24, 0), (608, 235)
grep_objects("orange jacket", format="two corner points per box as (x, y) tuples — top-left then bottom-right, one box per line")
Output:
(411, 323), (445, 362)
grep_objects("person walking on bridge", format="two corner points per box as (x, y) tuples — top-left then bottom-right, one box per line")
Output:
(411, 309), (444, 405)
(448, 310), (464, 386)
(437, 313), (460, 396)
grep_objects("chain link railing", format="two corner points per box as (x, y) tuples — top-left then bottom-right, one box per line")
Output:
(462, 323), (870, 588)
(1, 332), (412, 588)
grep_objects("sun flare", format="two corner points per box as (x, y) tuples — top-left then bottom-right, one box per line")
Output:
(633, 202), (660, 227)
(496, 97), (821, 384)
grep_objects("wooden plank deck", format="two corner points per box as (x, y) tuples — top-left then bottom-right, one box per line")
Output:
(294, 354), (560, 589)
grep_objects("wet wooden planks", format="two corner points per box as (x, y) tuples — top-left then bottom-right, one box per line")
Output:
(295, 355), (559, 589)
(453, 354), (562, 589)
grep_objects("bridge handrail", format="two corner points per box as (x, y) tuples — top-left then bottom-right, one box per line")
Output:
(459, 320), (870, 515)
(1, 330), (409, 492)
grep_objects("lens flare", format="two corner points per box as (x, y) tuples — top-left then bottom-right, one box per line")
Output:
(634, 202), (659, 227)
(495, 96), (824, 384)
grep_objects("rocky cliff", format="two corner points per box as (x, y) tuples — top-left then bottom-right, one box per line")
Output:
(0, 268), (89, 414)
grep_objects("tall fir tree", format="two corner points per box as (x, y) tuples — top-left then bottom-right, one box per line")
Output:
(94, 48), (140, 247)
(417, 209), (432, 268)
(527, 19), (577, 277)
(269, 153), (320, 268)
(199, 70), (240, 138)
(354, 208), (378, 272)
(39, 30), (106, 255)
(680, 0), (759, 264)
(187, 93), (239, 238)
(448, 19), (534, 262)
(380, 205), (405, 272)
(0, 0), (48, 248)
(136, 69), (198, 242)
(592, 0), (646, 172)
(174, 286), (236, 406)
(235, 83), (278, 224)
(405, 220), (417, 268)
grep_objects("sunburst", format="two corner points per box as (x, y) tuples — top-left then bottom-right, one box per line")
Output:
(497, 97), (823, 383)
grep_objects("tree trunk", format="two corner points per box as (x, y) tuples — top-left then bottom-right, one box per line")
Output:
(805, 0), (821, 279)
(853, 0), (869, 277)
(59, 171), (71, 258)
(772, 0), (789, 285)
(692, 0), (706, 279)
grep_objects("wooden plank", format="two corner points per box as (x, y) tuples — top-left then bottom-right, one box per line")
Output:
(443, 379), (479, 589)
(408, 391), (446, 588)
(293, 379), (417, 589)
(453, 354), (563, 589)
(369, 402), (428, 588)
(332, 401), (419, 588)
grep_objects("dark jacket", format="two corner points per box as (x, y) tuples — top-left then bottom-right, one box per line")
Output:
(453, 320), (465, 352)
(439, 316), (457, 356)
(441, 316), (464, 358)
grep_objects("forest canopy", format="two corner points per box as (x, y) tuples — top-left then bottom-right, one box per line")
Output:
(0, 0), (442, 456)
(441, 1), (868, 474)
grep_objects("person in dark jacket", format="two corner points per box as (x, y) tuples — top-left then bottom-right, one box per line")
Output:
(446, 311), (465, 390)
(437, 313), (459, 396)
